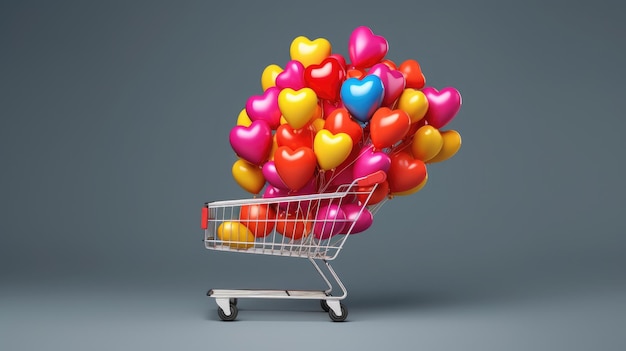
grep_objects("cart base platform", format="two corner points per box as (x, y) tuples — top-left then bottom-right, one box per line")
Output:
(208, 288), (347, 322)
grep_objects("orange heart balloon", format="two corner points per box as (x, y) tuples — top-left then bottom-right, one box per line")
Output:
(427, 130), (462, 163)
(274, 146), (317, 191)
(398, 59), (426, 89)
(391, 172), (428, 196)
(387, 151), (427, 193)
(369, 107), (411, 150)
(276, 124), (315, 150)
(323, 108), (363, 145)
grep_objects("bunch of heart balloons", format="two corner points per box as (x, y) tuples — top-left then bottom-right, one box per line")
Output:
(227, 26), (462, 241)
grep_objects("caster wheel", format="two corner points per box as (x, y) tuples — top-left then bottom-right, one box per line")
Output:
(328, 303), (348, 322)
(320, 299), (330, 312)
(218, 303), (238, 321)
(230, 298), (238, 306)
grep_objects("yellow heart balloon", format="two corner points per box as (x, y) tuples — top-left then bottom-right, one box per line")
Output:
(261, 64), (282, 91)
(290, 36), (332, 67)
(397, 88), (429, 123)
(310, 118), (326, 133)
(392, 172), (428, 196)
(313, 129), (353, 171)
(232, 159), (265, 194)
(411, 125), (443, 162)
(236, 108), (252, 127)
(278, 87), (318, 130)
(427, 130), (462, 163)
(217, 221), (256, 249)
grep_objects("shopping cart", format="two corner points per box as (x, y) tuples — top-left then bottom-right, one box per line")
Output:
(201, 170), (387, 322)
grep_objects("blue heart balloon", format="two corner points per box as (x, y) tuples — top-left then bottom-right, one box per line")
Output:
(340, 75), (385, 123)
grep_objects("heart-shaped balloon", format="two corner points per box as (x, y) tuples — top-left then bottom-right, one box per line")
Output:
(322, 99), (344, 117)
(392, 172), (428, 196)
(398, 59), (426, 89)
(340, 203), (373, 234)
(397, 88), (429, 123)
(261, 64), (283, 91)
(290, 36), (332, 68)
(275, 60), (306, 90)
(229, 120), (272, 165)
(262, 160), (289, 190)
(274, 146), (317, 191)
(328, 53), (347, 70)
(236, 108), (252, 127)
(232, 159), (265, 195)
(262, 184), (289, 199)
(346, 67), (366, 79)
(353, 144), (391, 179)
(323, 108), (363, 145)
(348, 26), (388, 69)
(245, 86), (282, 129)
(313, 129), (353, 171)
(427, 130), (461, 163)
(369, 107), (411, 149)
(304, 57), (345, 102)
(387, 151), (427, 193)
(276, 123), (314, 150)
(368, 63), (406, 107)
(423, 87), (462, 129)
(313, 204), (347, 240)
(340, 75), (384, 123)
(278, 87), (318, 130)
(411, 125), (443, 162)
(357, 180), (389, 206)
(381, 59), (397, 70)
(310, 118), (326, 133)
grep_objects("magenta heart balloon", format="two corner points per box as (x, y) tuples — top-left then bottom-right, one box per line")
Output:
(353, 144), (391, 180)
(369, 63), (406, 106)
(229, 120), (272, 165)
(245, 86), (282, 129)
(313, 204), (347, 240)
(276, 60), (306, 90)
(348, 26), (388, 69)
(422, 87), (462, 129)
(262, 161), (289, 190)
(341, 203), (373, 234)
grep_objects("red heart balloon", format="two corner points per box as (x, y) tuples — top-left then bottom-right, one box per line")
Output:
(274, 146), (317, 191)
(346, 67), (366, 79)
(387, 151), (427, 193)
(276, 124), (315, 150)
(369, 107), (411, 149)
(398, 59), (426, 89)
(304, 57), (345, 102)
(323, 108), (363, 145)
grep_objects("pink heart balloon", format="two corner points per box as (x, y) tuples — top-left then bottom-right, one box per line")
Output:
(322, 99), (344, 117)
(275, 60), (306, 90)
(348, 26), (389, 69)
(245, 86), (282, 129)
(262, 161), (289, 190)
(229, 120), (272, 165)
(313, 204), (347, 240)
(341, 203), (373, 234)
(353, 144), (391, 180)
(422, 87), (462, 129)
(369, 63), (406, 107)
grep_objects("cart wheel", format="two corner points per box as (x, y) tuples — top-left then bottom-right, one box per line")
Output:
(217, 303), (238, 321)
(328, 303), (348, 322)
(320, 299), (330, 312)
(230, 298), (238, 306)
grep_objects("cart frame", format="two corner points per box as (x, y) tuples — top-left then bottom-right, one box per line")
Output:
(202, 171), (387, 322)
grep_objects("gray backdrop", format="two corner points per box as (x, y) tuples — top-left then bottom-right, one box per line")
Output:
(1, 0), (625, 350)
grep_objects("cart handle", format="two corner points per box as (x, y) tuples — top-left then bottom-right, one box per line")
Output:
(357, 170), (387, 187)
